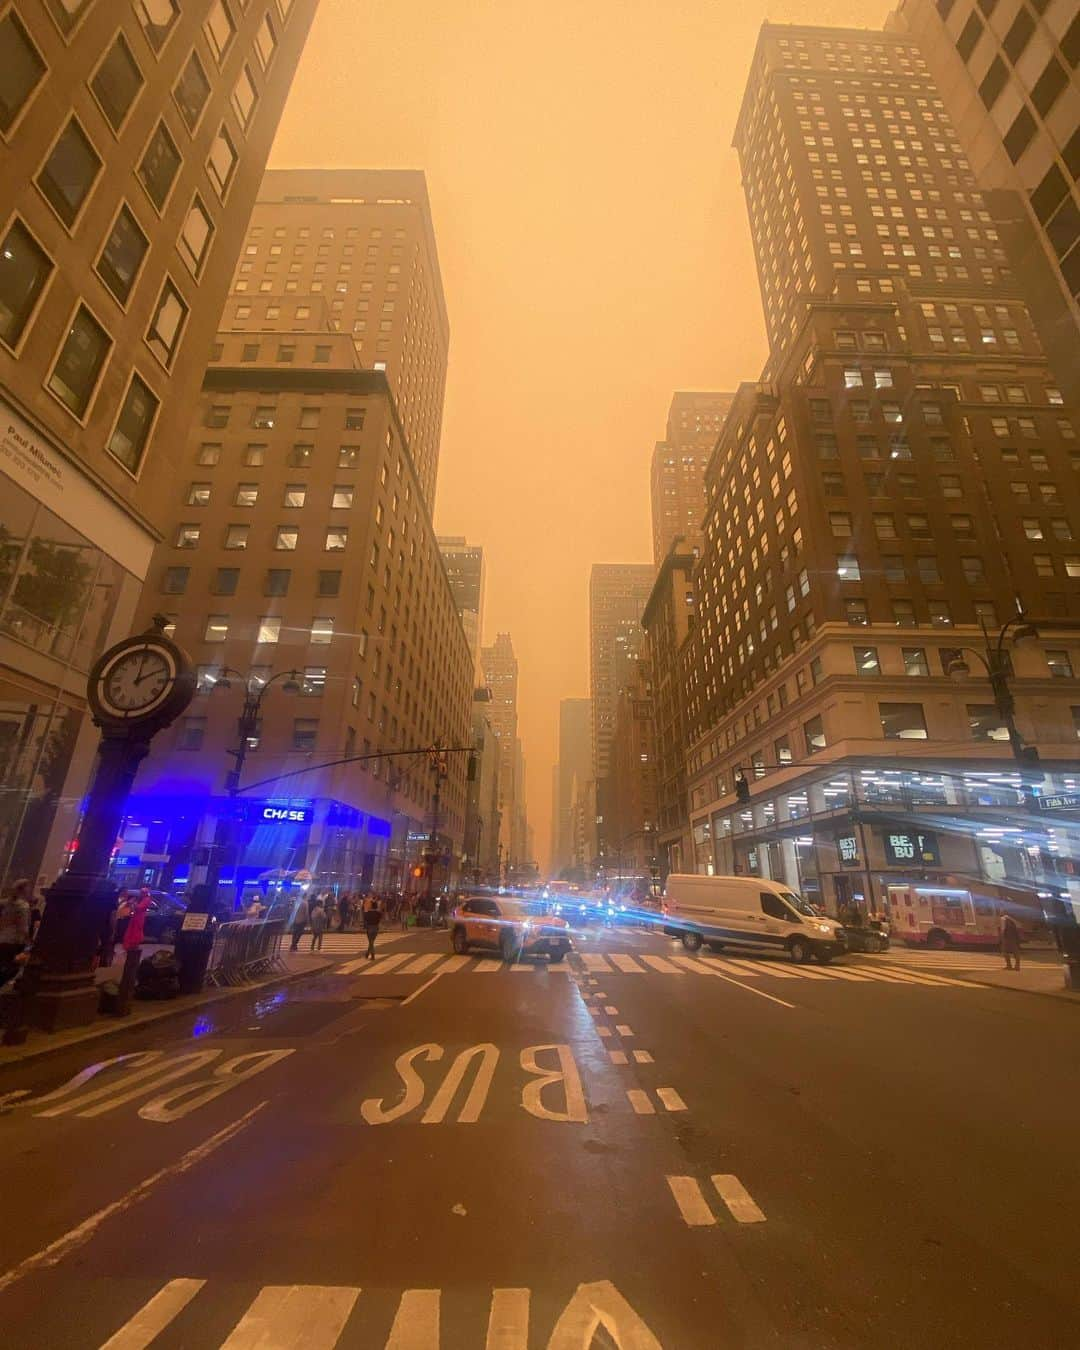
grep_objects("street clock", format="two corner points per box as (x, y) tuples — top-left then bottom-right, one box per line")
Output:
(88, 615), (196, 732)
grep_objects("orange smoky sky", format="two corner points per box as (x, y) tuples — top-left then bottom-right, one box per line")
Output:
(270, 0), (898, 869)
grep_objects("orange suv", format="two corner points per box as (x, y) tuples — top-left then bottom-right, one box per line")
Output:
(451, 896), (571, 963)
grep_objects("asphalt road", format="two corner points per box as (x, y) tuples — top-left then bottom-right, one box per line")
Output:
(0, 922), (1077, 1348)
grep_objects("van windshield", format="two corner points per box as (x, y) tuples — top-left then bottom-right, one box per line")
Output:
(780, 891), (818, 918)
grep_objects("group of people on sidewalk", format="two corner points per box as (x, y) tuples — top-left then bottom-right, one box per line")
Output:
(0, 876), (49, 988)
(287, 891), (386, 960)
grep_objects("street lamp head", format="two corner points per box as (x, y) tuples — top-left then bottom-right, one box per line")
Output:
(1012, 622), (1039, 646)
(212, 674), (232, 692)
(281, 671), (302, 695)
(945, 657), (971, 683)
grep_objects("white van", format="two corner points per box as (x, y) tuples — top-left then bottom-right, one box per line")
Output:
(662, 874), (846, 964)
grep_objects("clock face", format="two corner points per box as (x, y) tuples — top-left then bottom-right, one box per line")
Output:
(98, 644), (176, 718)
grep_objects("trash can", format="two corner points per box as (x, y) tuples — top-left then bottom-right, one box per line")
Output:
(174, 912), (217, 994)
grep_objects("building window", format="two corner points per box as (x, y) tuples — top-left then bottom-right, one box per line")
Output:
(829, 512), (852, 537)
(845, 598), (869, 626)
(135, 0), (180, 53)
(264, 569), (290, 597)
(177, 716), (206, 751)
(176, 195), (214, 277)
(301, 667), (326, 696)
(243, 444), (265, 466)
(213, 567), (239, 596)
(251, 406), (276, 429)
(283, 484), (306, 508)
(207, 124), (238, 197)
(317, 570), (341, 597)
(146, 278), (188, 367)
(290, 444), (313, 467)
(803, 715), (826, 755)
(107, 372), (158, 473)
(902, 647), (929, 677)
(0, 11), (46, 134)
(231, 65), (258, 128)
(138, 121), (181, 210)
(173, 50), (210, 131)
(162, 566), (189, 595)
(1046, 649), (1074, 679)
(96, 205), (149, 304)
(311, 617), (334, 644)
(203, 615), (228, 644)
(47, 304), (111, 417)
(893, 599), (916, 627)
(37, 118), (102, 227)
(916, 556), (940, 584)
(0, 218), (53, 350)
(1031, 58), (1068, 119)
(241, 343), (259, 362)
(204, 406), (229, 428)
(255, 12), (278, 68)
(338, 445), (360, 468)
(205, 1), (236, 62)
(91, 32), (144, 131)
(961, 556), (985, 583)
(325, 528), (348, 551)
(837, 555), (860, 581)
(175, 524), (200, 548)
(275, 527), (299, 551)
(854, 646), (880, 677)
(928, 601), (952, 627)
(256, 616), (281, 644)
(345, 407), (365, 430)
(224, 524), (249, 550)
(331, 486), (354, 509)
(880, 702), (928, 740)
(293, 719), (318, 752)
(1004, 106), (1036, 164)
(234, 483), (258, 507)
(967, 705), (1008, 742)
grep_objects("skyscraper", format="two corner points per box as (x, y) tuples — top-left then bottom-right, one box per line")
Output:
(888, 1), (1080, 402)
(650, 391), (734, 563)
(0, 0), (318, 888)
(437, 536), (485, 680)
(481, 632), (519, 862)
(682, 23), (1080, 915)
(589, 563), (655, 783)
(124, 170), (472, 899)
(553, 697), (591, 875)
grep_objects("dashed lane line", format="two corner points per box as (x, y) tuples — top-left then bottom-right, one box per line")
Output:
(656, 1088), (687, 1112)
(666, 1177), (716, 1227)
(712, 1174), (767, 1224)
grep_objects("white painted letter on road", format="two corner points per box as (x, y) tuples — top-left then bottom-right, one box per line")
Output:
(361, 1044), (444, 1125)
(547, 1281), (663, 1349)
(520, 1045), (588, 1123)
(421, 1044), (499, 1124)
(138, 1050), (296, 1123)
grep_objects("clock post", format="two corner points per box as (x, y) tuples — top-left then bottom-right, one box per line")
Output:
(6, 615), (195, 1036)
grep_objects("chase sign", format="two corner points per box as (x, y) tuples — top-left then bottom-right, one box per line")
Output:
(247, 802), (314, 826)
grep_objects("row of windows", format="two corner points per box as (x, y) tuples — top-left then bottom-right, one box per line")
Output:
(164, 565), (341, 598)
(184, 481), (357, 509)
(175, 522), (351, 551)
(203, 404), (365, 431)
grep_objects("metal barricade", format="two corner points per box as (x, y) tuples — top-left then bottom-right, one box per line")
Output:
(205, 918), (287, 987)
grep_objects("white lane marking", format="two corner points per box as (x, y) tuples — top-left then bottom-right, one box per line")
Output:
(641, 955), (684, 974)
(615, 1025), (634, 1037)
(509, 963), (534, 972)
(609, 1051), (628, 1065)
(873, 965), (977, 987)
(626, 1089), (655, 1115)
(421, 1045), (499, 1125)
(400, 972), (444, 1006)
(706, 958), (763, 977)
(603, 1005), (619, 1015)
(400, 953), (443, 974)
(474, 960), (502, 972)
(99, 1278), (206, 1350)
(846, 966), (939, 986)
(728, 960), (802, 979)
(670, 956), (715, 975)
(0, 1102), (267, 1296)
(582, 954), (613, 972)
(597, 1027), (612, 1038)
(520, 1045), (588, 1122)
(611, 954), (645, 973)
(698, 968), (797, 1009)
(547, 1280), (663, 1349)
(438, 955), (472, 974)
(593, 990), (607, 999)
(632, 1050), (654, 1064)
(485, 1287), (530, 1349)
(666, 1176), (716, 1227)
(220, 1284), (360, 1349)
(384, 1288), (440, 1348)
(355, 952), (412, 976)
(657, 1087), (687, 1112)
(712, 1174), (766, 1224)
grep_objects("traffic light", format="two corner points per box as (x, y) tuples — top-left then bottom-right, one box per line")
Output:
(735, 772), (751, 805)
(412, 865), (424, 879)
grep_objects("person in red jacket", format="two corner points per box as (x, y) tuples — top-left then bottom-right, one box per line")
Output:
(123, 888), (153, 952)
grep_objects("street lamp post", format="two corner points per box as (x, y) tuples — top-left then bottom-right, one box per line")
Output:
(944, 615), (1041, 766)
(204, 666), (302, 909)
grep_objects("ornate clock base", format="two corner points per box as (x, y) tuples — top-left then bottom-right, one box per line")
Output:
(25, 875), (118, 1032)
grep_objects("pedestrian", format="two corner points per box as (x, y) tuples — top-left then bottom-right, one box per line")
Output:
(246, 895), (265, 920)
(362, 892), (382, 960)
(1000, 909), (1022, 971)
(0, 878), (31, 987)
(29, 874), (48, 940)
(289, 893), (311, 952)
(338, 892), (352, 932)
(310, 899), (327, 951)
(399, 894), (411, 932)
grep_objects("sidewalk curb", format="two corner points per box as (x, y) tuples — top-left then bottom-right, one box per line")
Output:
(0, 959), (334, 1069)
(936, 969), (1079, 1004)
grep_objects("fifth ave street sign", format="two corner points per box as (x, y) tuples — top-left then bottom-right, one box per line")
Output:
(1037, 794), (1080, 812)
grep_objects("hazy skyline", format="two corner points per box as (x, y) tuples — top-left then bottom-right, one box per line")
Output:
(270, 0), (898, 864)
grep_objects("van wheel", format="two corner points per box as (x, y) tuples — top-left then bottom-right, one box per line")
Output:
(681, 931), (703, 953)
(452, 926), (469, 955)
(789, 938), (812, 964)
(926, 929), (949, 950)
(813, 949), (833, 965)
(549, 947), (566, 964)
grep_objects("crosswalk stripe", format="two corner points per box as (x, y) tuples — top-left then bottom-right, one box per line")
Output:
(220, 1284), (360, 1349)
(609, 1050), (629, 1065)
(627, 1089), (655, 1115)
(667, 1176), (716, 1227)
(640, 955), (684, 974)
(385, 1288), (440, 1348)
(610, 954), (645, 973)
(400, 953), (443, 974)
(475, 959), (502, 972)
(581, 953), (612, 972)
(707, 957), (763, 977)
(850, 966), (944, 987)
(438, 955), (471, 974)
(632, 1050), (654, 1064)
(355, 952), (412, 976)
(485, 1288), (530, 1350)
(615, 1024), (634, 1037)
(657, 1087), (687, 1112)
(508, 963), (533, 972)
(725, 960), (800, 980)
(711, 1175), (766, 1225)
(100, 1278), (205, 1350)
